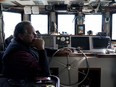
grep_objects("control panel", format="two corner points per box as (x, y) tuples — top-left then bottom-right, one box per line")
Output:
(41, 35), (111, 52)
(56, 35), (70, 49)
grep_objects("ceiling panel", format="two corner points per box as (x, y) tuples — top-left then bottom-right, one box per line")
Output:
(0, 0), (116, 14)
(16, 0), (35, 5)
(0, 0), (114, 6)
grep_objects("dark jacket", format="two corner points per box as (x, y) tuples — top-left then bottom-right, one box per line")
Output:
(2, 38), (50, 80)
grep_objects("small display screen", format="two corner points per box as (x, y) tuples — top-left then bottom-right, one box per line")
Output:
(92, 37), (111, 49)
(71, 36), (90, 50)
(77, 25), (85, 35)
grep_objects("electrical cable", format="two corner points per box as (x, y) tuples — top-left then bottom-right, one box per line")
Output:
(49, 47), (90, 87)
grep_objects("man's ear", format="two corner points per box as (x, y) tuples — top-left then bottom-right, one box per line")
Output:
(18, 34), (24, 40)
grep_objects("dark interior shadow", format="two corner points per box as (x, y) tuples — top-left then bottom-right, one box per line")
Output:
(111, 58), (116, 87)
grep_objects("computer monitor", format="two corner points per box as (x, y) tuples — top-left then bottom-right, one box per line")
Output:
(92, 36), (111, 49)
(71, 36), (90, 50)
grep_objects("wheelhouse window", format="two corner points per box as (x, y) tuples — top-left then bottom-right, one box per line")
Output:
(84, 15), (102, 35)
(58, 14), (75, 35)
(112, 13), (116, 40)
(3, 12), (21, 39)
(31, 14), (48, 34)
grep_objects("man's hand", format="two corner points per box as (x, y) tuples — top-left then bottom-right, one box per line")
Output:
(32, 38), (45, 50)
(56, 48), (73, 56)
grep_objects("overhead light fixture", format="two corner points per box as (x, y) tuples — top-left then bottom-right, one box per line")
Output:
(32, 6), (39, 14)
(24, 6), (31, 14)
(24, 6), (40, 14)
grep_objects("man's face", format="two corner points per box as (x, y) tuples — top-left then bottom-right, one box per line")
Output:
(20, 24), (36, 45)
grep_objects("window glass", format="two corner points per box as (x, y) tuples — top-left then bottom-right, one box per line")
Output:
(58, 14), (75, 35)
(84, 15), (102, 35)
(3, 12), (21, 39)
(31, 15), (48, 34)
(112, 13), (116, 40)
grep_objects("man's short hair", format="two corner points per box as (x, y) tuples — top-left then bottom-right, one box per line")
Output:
(14, 21), (31, 38)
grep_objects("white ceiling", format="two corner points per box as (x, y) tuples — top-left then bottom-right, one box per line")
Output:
(0, 0), (114, 6)
(0, 0), (116, 14)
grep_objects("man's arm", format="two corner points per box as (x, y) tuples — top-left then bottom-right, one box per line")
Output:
(38, 50), (51, 77)
(10, 51), (42, 76)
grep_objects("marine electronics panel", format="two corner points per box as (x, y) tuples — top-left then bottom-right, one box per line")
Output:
(41, 35), (111, 53)
(41, 35), (71, 49)
(55, 35), (70, 49)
